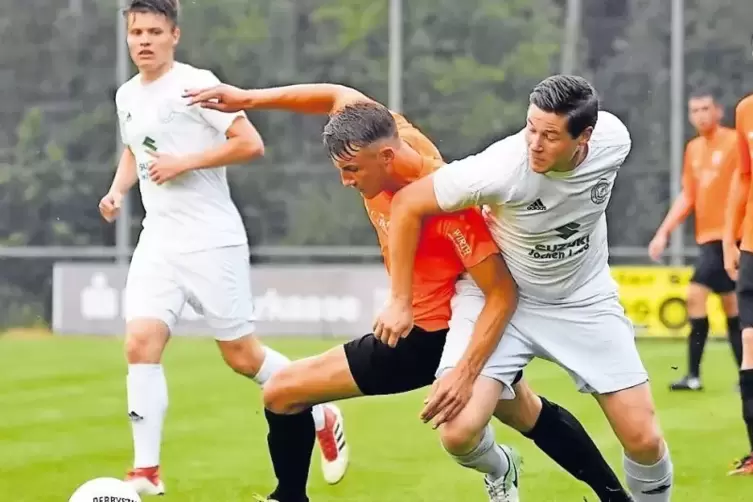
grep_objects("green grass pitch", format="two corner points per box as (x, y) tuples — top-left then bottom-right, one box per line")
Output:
(0, 336), (750, 501)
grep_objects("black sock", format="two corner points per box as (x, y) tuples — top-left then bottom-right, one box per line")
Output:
(688, 317), (709, 378)
(264, 408), (315, 502)
(740, 370), (753, 452)
(523, 397), (631, 502)
(728, 317), (743, 368)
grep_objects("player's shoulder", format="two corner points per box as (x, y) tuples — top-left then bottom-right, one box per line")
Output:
(392, 112), (444, 164)
(115, 74), (141, 106)
(590, 111), (631, 148)
(736, 94), (753, 114)
(173, 61), (220, 86)
(720, 126), (739, 140)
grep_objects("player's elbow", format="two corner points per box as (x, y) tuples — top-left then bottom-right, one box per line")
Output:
(236, 135), (265, 161)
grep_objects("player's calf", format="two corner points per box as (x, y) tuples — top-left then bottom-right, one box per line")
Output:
(596, 383), (672, 501)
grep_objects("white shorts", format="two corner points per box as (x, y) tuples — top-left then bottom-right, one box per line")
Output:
(438, 278), (648, 399)
(125, 244), (255, 341)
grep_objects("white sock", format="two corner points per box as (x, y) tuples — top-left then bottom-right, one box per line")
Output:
(254, 345), (327, 431)
(127, 364), (168, 469)
(447, 424), (510, 481)
(624, 444), (673, 502)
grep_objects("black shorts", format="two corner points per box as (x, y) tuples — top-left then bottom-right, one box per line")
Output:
(343, 326), (524, 396)
(737, 251), (753, 329)
(691, 241), (736, 294)
(344, 326), (447, 396)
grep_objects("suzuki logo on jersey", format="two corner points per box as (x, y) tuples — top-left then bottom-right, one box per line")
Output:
(553, 222), (581, 240)
(142, 136), (157, 151)
(529, 235), (590, 260)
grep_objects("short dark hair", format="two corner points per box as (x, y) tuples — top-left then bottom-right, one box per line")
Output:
(529, 75), (599, 138)
(124, 0), (179, 25)
(322, 102), (397, 160)
(688, 89), (716, 102)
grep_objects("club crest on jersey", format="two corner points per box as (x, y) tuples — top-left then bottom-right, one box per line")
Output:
(590, 178), (610, 204)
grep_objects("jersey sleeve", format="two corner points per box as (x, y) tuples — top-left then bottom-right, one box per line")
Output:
(737, 102), (752, 175)
(194, 70), (247, 134)
(432, 138), (520, 212)
(439, 209), (500, 269)
(115, 87), (130, 146)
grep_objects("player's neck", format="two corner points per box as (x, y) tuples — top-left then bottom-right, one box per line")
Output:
(139, 60), (175, 84)
(384, 142), (423, 193)
(552, 144), (589, 172)
(700, 126), (719, 140)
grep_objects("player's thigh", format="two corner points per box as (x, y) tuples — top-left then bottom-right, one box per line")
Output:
(594, 382), (664, 460)
(124, 246), (185, 362)
(344, 327), (448, 396)
(519, 297), (648, 395)
(692, 241), (736, 297)
(263, 344), (363, 415)
(438, 279), (534, 399)
(179, 245), (256, 342)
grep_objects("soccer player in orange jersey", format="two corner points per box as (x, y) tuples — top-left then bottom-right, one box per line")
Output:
(722, 90), (753, 476)
(648, 91), (743, 391)
(186, 84), (633, 502)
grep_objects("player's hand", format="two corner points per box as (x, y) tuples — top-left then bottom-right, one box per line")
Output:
(183, 84), (250, 113)
(647, 231), (668, 262)
(98, 191), (123, 223)
(147, 151), (189, 185)
(373, 297), (414, 348)
(724, 242), (741, 281)
(420, 368), (474, 429)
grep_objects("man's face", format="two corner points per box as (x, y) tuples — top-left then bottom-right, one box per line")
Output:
(525, 104), (592, 173)
(126, 11), (179, 73)
(332, 143), (394, 199)
(688, 96), (721, 134)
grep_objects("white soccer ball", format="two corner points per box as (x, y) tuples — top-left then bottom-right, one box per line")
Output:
(69, 477), (141, 502)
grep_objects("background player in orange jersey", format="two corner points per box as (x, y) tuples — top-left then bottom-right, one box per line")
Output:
(186, 83), (633, 502)
(649, 91), (743, 391)
(722, 89), (753, 476)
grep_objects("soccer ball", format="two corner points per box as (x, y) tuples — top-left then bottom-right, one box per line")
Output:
(68, 477), (141, 502)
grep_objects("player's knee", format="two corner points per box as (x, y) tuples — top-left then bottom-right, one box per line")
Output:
(124, 330), (164, 364)
(686, 284), (708, 315)
(621, 423), (664, 460)
(439, 416), (485, 455)
(219, 335), (265, 377)
(263, 369), (304, 415)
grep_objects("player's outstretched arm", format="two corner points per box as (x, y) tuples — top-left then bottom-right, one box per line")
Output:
(184, 83), (374, 115)
(648, 189), (693, 262)
(147, 116), (264, 185)
(421, 250), (517, 428)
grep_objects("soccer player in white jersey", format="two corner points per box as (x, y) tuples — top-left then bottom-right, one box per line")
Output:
(99, 0), (348, 495)
(377, 75), (674, 502)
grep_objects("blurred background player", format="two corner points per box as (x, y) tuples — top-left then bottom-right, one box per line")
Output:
(102, 1), (347, 494)
(186, 82), (635, 502)
(722, 89), (753, 476)
(648, 91), (743, 391)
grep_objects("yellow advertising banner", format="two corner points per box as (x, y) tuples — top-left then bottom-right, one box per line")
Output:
(611, 266), (728, 338)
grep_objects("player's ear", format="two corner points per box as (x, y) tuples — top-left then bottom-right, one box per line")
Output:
(172, 25), (181, 46)
(380, 146), (396, 164)
(578, 126), (593, 146)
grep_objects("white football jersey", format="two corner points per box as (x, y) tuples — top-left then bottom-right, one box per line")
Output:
(115, 62), (248, 253)
(433, 111), (631, 304)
